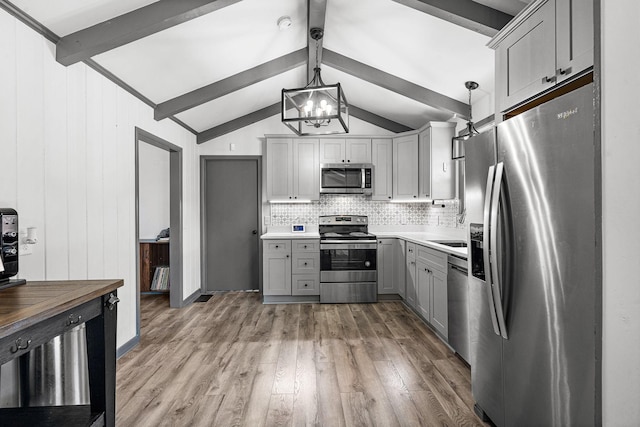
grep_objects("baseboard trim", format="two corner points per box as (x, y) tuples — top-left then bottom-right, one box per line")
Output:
(183, 289), (201, 306)
(117, 334), (140, 359)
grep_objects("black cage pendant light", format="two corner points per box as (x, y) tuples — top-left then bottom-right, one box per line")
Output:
(281, 28), (349, 135)
(451, 81), (480, 160)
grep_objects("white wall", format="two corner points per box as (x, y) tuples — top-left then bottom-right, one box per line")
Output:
(138, 142), (170, 240)
(601, 1), (640, 425)
(0, 10), (200, 350)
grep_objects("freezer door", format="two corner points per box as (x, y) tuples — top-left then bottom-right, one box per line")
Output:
(464, 130), (504, 426)
(497, 83), (598, 427)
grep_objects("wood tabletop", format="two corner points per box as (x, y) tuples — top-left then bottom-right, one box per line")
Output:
(0, 279), (123, 339)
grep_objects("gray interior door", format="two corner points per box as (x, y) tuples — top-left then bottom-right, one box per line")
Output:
(204, 158), (259, 292)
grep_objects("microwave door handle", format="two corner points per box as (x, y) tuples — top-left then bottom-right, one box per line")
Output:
(489, 162), (508, 339)
(361, 168), (365, 189)
(483, 165), (501, 337)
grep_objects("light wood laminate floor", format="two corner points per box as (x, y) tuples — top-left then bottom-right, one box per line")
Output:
(116, 292), (487, 427)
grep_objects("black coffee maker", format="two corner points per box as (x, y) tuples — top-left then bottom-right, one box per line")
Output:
(1, 208), (26, 289)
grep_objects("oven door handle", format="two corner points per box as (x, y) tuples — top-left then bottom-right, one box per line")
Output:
(320, 241), (378, 250)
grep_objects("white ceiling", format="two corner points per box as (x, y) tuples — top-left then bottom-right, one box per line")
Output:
(10, 0), (529, 141)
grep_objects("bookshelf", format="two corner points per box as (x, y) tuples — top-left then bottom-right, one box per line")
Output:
(139, 240), (169, 293)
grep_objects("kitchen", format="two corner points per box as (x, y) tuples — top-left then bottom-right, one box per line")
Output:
(0, 0), (637, 426)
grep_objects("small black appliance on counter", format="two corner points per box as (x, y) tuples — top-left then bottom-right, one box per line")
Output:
(1, 208), (26, 290)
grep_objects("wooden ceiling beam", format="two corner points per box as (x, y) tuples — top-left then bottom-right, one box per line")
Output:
(197, 103), (281, 143)
(197, 102), (410, 143)
(322, 49), (469, 119)
(391, 0), (513, 37)
(349, 106), (413, 133)
(155, 48), (307, 120)
(56, 0), (242, 66)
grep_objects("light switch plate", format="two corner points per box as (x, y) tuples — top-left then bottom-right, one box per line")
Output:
(20, 244), (33, 256)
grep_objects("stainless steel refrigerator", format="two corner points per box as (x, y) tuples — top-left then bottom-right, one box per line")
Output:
(465, 82), (599, 427)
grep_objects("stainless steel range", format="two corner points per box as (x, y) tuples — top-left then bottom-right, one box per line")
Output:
(319, 215), (377, 303)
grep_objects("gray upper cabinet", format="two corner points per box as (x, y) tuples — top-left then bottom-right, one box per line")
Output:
(266, 138), (319, 202)
(293, 139), (320, 201)
(555, 0), (593, 85)
(371, 138), (393, 201)
(319, 138), (372, 163)
(419, 122), (456, 200)
(490, 0), (593, 115)
(393, 134), (419, 201)
(266, 138), (293, 202)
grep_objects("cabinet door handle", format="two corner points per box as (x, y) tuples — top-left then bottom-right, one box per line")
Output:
(286, 255), (290, 258)
(10, 337), (31, 353)
(275, 245), (279, 248)
(542, 75), (556, 84)
(304, 262), (308, 266)
(303, 245), (307, 249)
(557, 67), (572, 76)
(67, 314), (83, 326)
(304, 283), (309, 287)
(347, 159), (350, 162)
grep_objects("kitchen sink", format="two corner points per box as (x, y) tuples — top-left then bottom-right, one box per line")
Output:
(431, 240), (467, 248)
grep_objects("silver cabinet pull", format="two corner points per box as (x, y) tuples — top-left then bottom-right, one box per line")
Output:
(557, 67), (572, 76)
(10, 337), (31, 353)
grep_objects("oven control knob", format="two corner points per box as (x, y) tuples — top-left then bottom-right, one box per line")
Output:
(364, 260), (371, 268)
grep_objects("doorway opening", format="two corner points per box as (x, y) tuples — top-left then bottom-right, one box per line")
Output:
(135, 127), (183, 324)
(201, 156), (261, 293)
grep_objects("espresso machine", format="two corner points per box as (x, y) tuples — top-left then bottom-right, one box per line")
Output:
(1, 208), (25, 289)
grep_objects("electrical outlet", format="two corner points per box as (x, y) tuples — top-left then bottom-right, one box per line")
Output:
(263, 216), (270, 226)
(400, 216), (407, 225)
(20, 244), (33, 256)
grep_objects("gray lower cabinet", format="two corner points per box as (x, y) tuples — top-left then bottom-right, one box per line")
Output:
(416, 258), (431, 321)
(405, 242), (417, 308)
(263, 240), (292, 295)
(416, 245), (448, 338)
(378, 238), (407, 296)
(291, 240), (320, 296)
(263, 239), (319, 296)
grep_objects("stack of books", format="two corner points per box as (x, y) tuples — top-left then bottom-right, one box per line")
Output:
(151, 266), (170, 291)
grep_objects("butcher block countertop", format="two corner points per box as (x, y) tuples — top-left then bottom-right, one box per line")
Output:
(0, 279), (123, 340)
(0, 279), (123, 427)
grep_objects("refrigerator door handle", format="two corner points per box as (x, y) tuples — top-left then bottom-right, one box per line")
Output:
(483, 165), (501, 336)
(490, 162), (509, 339)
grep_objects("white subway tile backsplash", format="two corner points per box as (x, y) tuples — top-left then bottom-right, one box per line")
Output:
(270, 195), (464, 229)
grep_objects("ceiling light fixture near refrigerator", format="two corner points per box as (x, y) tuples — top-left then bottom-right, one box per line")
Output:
(281, 28), (349, 136)
(452, 81), (480, 160)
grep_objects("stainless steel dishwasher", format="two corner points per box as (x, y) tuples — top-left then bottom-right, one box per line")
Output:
(447, 254), (470, 364)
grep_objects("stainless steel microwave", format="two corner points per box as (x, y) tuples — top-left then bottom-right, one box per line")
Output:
(320, 164), (373, 195)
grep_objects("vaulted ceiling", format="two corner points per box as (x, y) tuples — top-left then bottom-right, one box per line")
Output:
(4, 0), (528, 143)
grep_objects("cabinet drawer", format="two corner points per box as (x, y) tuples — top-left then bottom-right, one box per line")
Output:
(0, 298), (102, 365)
(417, 246), (447, 272)
(292, 253), (319, 274)
(264, 240), (291, 253)
(292, 240), (319, 252)
(292, 274), (319, 296)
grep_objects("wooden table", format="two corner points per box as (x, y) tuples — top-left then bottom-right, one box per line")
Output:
(0, 280), (123, 427)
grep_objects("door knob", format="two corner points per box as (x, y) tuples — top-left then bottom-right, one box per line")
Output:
(252, 230), (257, 235)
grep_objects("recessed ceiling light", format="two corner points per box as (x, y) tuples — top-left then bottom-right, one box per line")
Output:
(277, 16), (292, 30)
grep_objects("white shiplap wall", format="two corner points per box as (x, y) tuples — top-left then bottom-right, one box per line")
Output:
(0, 11), (200, 349)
